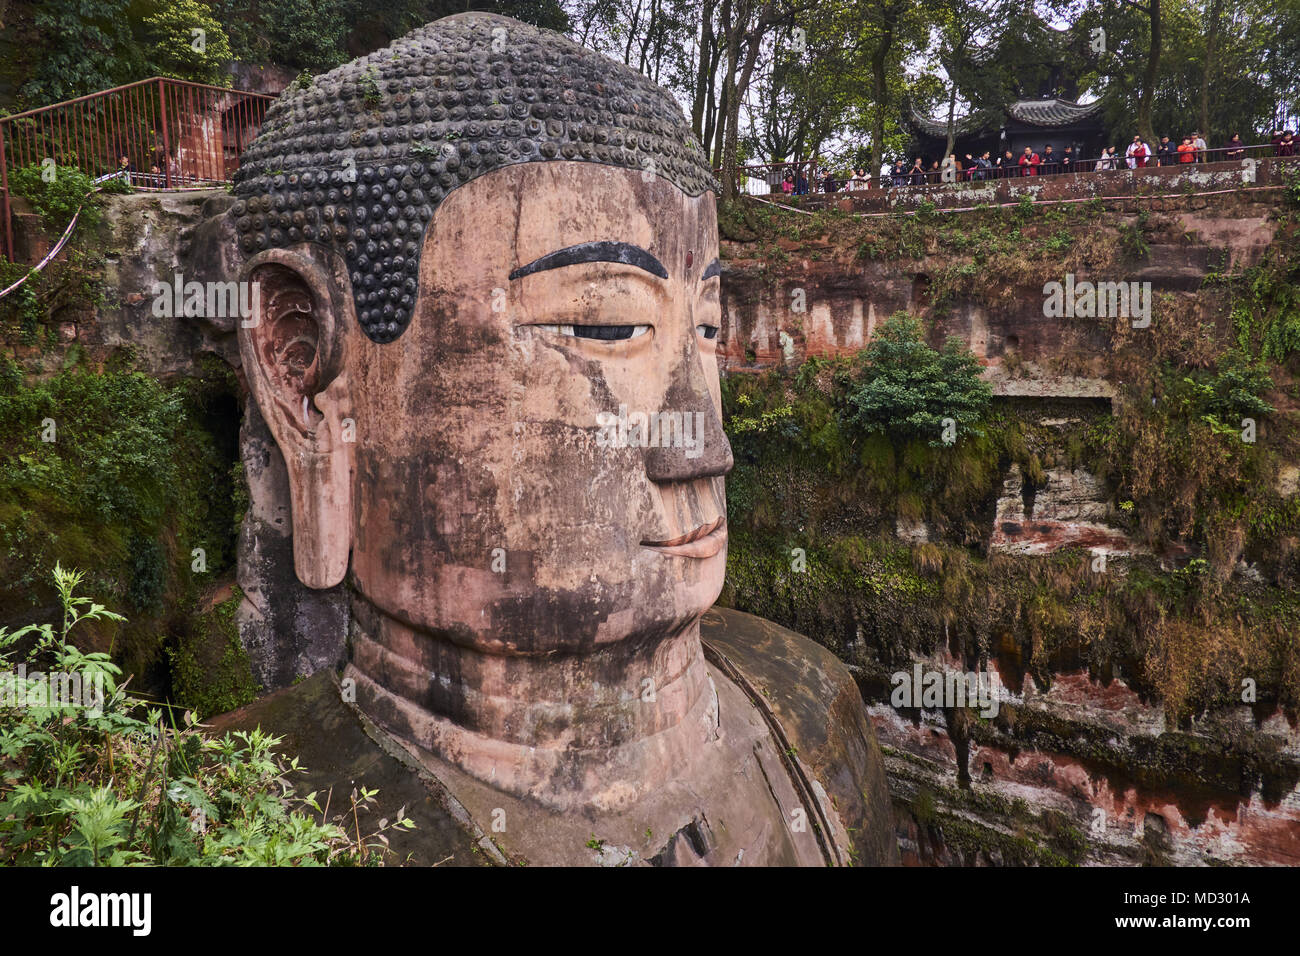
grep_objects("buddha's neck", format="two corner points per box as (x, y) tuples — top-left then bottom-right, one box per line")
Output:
(344, 588), (720, 811)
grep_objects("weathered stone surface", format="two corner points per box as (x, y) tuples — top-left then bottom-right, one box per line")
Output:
(719, 192), (1279, 384)
(211, 635), (899, 867)
(700, 606), (899, 866)
(232, 12), (716, 343)
(869, 681), (1300, 866)
(990, 462), (1132, 556)
(235, 401), (349, 690)
(93, 191), (241, 378)
(782, 157), (1298, 214)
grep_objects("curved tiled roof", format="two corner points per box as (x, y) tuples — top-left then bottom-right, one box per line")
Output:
(907, 108), (996, 139)
(1006, 98), (1104, 127)
(909, 98), (1103, 139)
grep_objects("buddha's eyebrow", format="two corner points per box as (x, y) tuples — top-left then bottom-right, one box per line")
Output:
(509, 241), (668, 281)
(701, 258), (721, 281)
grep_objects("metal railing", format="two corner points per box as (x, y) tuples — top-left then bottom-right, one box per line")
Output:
(726, 142), (1293, 195)
(1, 77), (276, 262)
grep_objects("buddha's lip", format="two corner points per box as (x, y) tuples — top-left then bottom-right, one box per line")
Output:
(641, 517), (726, 558)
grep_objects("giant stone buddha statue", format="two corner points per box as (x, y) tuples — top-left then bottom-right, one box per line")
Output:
(227, 11), (896, 866)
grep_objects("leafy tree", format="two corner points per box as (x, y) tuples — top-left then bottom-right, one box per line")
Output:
(842, 312), (992, 446)
(10, 0), (146, 105)
(141, 0), (235, 85)
(2, 1), (238, 106)
(925, 0), (1007, 157)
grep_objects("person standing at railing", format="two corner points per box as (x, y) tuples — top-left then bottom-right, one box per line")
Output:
(795, 170), (809, 195)
(1177, 136), (1197, 162)
(965, 151), (992, 181)
(1018, 146), (1040, 176)
(1095, 145), (1119, 170)
(782, 171), (795, 194)
(1279, 131), (1297, 156)
(1061, 145), (1075, 174)
(1039, 144), (1057, 175)
(1193, 131), (1208, 162)
(891, 159), (907, 187)
(1126, 135), (1149, 168)
(1225, 133), (1246, 160)
(908, 157), (926, 185)
(996, 149), (1016, 178)
(1156, 135), (1175, 166)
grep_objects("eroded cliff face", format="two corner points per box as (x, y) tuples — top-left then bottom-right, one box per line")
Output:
(716, 183), (1300, 865)
(2, 189), (345, 701)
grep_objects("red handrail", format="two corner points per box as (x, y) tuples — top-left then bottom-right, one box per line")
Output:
(0, 77), (277, 262)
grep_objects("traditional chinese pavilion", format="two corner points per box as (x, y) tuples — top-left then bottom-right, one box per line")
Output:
(906, 97), (1107, 167)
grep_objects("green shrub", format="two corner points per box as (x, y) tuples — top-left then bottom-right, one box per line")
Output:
(0, 565), (413, 865)
(842, 312), (992, 446)
(7, 164), (102, 231)
(1179, 350), (1275, 425)
(169, 587), (259, 718)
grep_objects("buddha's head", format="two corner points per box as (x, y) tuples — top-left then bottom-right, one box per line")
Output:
(232, 13), (732, 805)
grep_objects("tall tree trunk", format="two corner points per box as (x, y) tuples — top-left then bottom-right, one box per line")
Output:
(691, 7), (715, 140)
(712, 76), (729, 168)
(722, 5), (767, 198)
(870, 32), (892, 175)
(944, 81), (958, 158)
(711, 0), (735, 169)
(1137, 0), (1162, 144)
(1199, 0), (1223, 140)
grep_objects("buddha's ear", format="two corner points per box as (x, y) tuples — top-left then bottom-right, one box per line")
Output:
(237, 248), (352, 588)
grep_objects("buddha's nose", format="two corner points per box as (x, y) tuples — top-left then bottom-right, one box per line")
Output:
(644, 346), (733, 483)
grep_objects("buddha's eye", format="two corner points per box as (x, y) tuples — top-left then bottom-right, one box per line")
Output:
(534, 323), (650, 340)
(696, 324), (719, 340)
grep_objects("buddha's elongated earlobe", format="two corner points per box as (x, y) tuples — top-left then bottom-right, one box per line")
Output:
(237, 249), (353, 588)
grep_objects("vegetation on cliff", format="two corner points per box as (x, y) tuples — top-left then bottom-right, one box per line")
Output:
(0, 358), (249, 709)
(719, 188), (1300, 732)
(0, 565), (410, 864)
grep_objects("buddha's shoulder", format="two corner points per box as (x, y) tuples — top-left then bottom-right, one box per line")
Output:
(700, 606), (899, 866)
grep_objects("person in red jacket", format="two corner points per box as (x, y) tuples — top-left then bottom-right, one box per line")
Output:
(1176, 136), (1197, 163)
(1019, 146), (1040, 176)
(1126, 135), (1149, 168)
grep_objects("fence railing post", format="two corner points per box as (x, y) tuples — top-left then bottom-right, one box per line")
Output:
(0, 122), (11, 263)
(158, 78), (173, 190)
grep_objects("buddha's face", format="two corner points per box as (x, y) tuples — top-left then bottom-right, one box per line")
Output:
(240, 161), (731, 656)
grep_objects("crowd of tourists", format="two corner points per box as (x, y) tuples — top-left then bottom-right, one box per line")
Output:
(759, 126), (1297, 194)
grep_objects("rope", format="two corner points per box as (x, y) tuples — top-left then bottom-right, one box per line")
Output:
(0, 187), (101, 300)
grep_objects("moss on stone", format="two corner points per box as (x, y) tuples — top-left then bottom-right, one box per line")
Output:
(168, 584), (259, 718)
